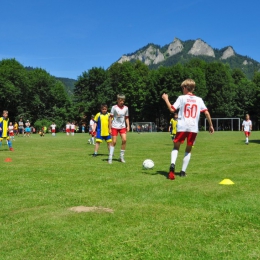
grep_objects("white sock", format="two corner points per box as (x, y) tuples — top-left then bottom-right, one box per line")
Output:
(109, 146), (115, 160)
(171, 150), (178, 164)
(246, 137), (248, 143)
(182, 152), (191, 172)
(120, 150), (125, 158)
(91, 137), (94, 143)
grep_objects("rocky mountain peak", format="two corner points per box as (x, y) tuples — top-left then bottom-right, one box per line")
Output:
(188, 39), (215, 57)
(220, 46), (235, 60)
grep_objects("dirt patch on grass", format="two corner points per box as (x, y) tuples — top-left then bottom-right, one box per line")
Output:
(69, 206), (114, 213)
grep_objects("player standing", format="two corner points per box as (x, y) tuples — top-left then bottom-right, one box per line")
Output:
(50, 122), (56, 136)
(108, 94), (130, 164)
(92, 104), (112, 157)
(242, 114), (252, 145)
(169, 112), (178, 140)
(162, 79), (214, 179)
(0, 110), (14, 151)
(88, 116), (96, 145)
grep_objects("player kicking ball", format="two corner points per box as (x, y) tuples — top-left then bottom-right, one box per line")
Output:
(162, 79), (214, 180)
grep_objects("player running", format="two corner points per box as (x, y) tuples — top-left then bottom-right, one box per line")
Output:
(162, 79), (214, 179)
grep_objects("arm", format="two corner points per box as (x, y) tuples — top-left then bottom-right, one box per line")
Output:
(125, 117), (130, 132)
(162, 93), (175, 113)
(204, 111), (214, 134)
(92, 122), (97, 132)
(109, 116), (113, 134)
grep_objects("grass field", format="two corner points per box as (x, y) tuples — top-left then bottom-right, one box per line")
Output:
(1, 131), (260, 259)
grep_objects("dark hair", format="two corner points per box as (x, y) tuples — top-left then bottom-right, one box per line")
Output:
(100, 103), (108, 109)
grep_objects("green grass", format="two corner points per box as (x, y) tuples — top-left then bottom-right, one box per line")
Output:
(1, 131), (260, 259)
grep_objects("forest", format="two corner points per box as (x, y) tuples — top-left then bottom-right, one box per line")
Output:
(1, 58), (260, 131)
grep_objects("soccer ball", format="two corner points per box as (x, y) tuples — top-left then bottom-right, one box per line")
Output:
(143, 159), (155, 169)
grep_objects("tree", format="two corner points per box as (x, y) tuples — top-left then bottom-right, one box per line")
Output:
(205, 62), (236, 117)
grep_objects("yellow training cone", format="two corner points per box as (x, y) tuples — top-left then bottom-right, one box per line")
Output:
(219, 179), (234, 185)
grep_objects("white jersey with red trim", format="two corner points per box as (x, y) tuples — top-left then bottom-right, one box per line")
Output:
(172, 94), (207, 133)
(89, 120), (94, 131)
(8, 125), (14, 133)
(110, 105), (129, 129)
(242, 120), (252, 132)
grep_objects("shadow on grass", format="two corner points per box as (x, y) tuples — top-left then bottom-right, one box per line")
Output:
(143, 170), (181, 179)
(89, 153), (108, 157)
(248, 139), (260, 144)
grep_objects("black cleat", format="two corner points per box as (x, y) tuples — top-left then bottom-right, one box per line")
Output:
(92, 153), (97, 157)
(180, 171), (186, 177)
(169, 163), (175, 172)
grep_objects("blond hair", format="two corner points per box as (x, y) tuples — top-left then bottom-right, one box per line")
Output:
(181, 79), (196, 92)
(117, 93), (125, 100)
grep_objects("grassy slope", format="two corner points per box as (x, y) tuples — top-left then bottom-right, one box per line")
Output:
(0, 131), (259, 259)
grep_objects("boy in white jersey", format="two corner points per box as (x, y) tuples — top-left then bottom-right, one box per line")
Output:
(8, 122), (14, 141)
(162, 79), (214, 180)
(88, 116), (96, 144)
(50, 122), (56, 136)
(108, 94), (130, 164)
(242, 114), (252, 144)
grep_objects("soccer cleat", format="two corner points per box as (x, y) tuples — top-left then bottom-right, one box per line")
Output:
(119, 157), (126, 163)
(9, 148), (14, 151)
(108, 159), (112, 164)
(169, 163), (175, 172)
(180, 171), (186, 177)
(168, 163), (175, 180)
(92, 153), (97, 157)
(168, 171), (175, 180)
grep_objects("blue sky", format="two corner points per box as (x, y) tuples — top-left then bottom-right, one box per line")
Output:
(1, 0), (259, 79)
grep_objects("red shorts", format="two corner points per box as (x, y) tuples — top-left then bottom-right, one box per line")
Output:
(9, 132), (14, 136)
(51, 129), (55, 133)
(111, 128), (127, 136)
(89, 131), (96, 137)
(244, 131), (251, 137)
(174, 132), (197, 146)
(66, 129), (70, 133)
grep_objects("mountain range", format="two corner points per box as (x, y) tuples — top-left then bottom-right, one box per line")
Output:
(117, 37), (260, 79)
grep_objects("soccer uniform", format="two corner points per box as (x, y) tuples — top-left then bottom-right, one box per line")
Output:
(14, 123), (18, 135)
(169, 118), (178, 139)
(8, 125), (14, 137)
(66, 123), (71, 135)
(242, 120), (252, 136)
(171, 94), (208, 145)
(110, 105), (129, 135)
(70, 123), (75, 135)
(0, 116), (13, 150)
(94, 112), (112, 143)
(89, 119), (96, 137)
(51, 124), (56, 136)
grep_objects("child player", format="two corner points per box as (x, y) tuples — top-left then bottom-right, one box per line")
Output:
(169, 112), (178, 140)
(50, 122), (56, 136)
(242, 114), (252, 145)
(0, 110), (14, 151)
(92, 104), (112, 157)
(162, 79), (214, 179)
(88, 115), (96, 145)
(108, 93), (130, 164)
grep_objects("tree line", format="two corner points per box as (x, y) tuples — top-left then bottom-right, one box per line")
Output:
(1, 58), (260, 130)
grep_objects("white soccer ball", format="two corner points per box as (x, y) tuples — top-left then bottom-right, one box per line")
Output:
(143, 159), (155, 169)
